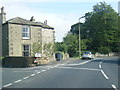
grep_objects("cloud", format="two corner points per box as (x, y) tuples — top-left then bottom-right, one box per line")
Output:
(1, 2), (80, 42)
(1, 0), (117, 42)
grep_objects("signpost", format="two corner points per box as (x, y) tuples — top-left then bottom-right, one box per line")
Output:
(35, 53), (41, 58)
(34, 53), (41, 65)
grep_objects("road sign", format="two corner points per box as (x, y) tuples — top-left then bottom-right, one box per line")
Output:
(35, 53), (41, 57)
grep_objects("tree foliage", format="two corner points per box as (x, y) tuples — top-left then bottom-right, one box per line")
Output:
(56, 2), (119, 57)
(70, 2), (119, 54)
(32, 42), (42, 56)
(63, 33), (79, 57)
(43, 43), (54, 57)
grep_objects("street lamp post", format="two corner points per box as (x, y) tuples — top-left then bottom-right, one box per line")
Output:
(78, 16), (84, 59)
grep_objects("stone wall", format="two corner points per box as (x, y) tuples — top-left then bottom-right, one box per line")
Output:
(95, 52), (119, 57)
(2, 57), (35, 68)
(7, 24), (43, 56)
(42, 28), (55, 44)
(2, 23), (55, 59)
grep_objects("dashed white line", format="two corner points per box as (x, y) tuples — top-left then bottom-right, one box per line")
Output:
(14, 79), (22, 83)
(3, 83), (13, 88)
(101, 70), (109, 79)
(37, 71), (41, 74)
(111, 84), (118, 90)
(42, 70), (46, 72)
(23, 76), (29, 80)
(99, 64), (102, 68)
(30, 74), (35, 77)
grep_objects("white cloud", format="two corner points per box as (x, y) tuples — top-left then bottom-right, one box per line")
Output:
(1, 0), (118, 42)
(1, 2), (80, 42)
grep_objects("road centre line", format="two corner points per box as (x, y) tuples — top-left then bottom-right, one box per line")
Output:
(37, 71), (41, 74)
(3, 83), (13, 88)
(111, 84), (118, 90)
(30, 74), (35, 77)
(99, 60), (103, 69)
(101, 70), (109, 79)
(14, 79), (22, 83)
(23, 76), (29, 80)
(42, 70), (46, 72)
(99, 64), (102, 68)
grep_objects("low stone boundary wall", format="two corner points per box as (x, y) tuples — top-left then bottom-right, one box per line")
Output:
(95, 52), (119, 57)
(2, 57), (35, 68)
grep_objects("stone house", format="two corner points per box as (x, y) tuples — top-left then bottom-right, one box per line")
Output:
(0, 7), (55, 58)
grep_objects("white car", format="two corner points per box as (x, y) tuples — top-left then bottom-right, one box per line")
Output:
(82, 51), (94, 59)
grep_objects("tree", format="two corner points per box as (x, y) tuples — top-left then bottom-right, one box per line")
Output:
(55, 42), (68, 53)
(63, 33), (79, 57)
(43, 43), (54, 57)
(70, 2), (118, 54)
(31, 42), (42, 56)
(90, 2), (118, 53)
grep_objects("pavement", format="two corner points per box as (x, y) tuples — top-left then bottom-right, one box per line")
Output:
(1, 57), (119, 89)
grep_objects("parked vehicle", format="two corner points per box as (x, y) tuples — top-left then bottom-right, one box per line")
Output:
(81, 51), (94, 59)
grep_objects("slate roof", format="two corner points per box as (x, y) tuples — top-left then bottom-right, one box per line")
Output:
(5, 17), (54, 29)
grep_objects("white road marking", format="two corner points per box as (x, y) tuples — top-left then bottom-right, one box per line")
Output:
(3, 83), (13, 87)
(37, 71), (41, 74)
(30, 74), (35, 77)
(80, 60), (91, 64)
(14, 79), (22, 83)
(99, 64), (101, 68)
(111, 84), (118, 90)
(23, 76), (29, 80)
(59, 67), (101, 71)
(101, 70), (109, 79)
(100, 60), (103, 64)
(54, 64), (60, 67)
(65, 60), (91, 66)
(42, 70), (46, 72)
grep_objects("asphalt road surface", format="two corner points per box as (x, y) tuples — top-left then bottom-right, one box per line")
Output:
(1, 57), (119, 89)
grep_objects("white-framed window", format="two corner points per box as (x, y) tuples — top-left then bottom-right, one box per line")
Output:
(23, 45), (30, 56)
(22, 26), (30, 39)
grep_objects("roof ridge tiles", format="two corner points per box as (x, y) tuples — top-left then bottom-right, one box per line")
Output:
(6, 17), (54, 29)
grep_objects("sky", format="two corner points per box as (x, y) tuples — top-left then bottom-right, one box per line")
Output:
(1, 0), (119, 42)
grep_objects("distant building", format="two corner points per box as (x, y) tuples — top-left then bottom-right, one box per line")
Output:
(0, 7), (55, 58)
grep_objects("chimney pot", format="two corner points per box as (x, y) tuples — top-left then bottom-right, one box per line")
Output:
(44, 20), (47, 25)
(30, 16), (35, 22)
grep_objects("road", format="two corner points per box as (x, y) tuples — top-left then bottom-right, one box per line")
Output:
(1, 57), (119, 89)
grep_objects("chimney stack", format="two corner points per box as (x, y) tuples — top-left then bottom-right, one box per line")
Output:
(0, 7), (6, 23)
(44, 20), (47, 25)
